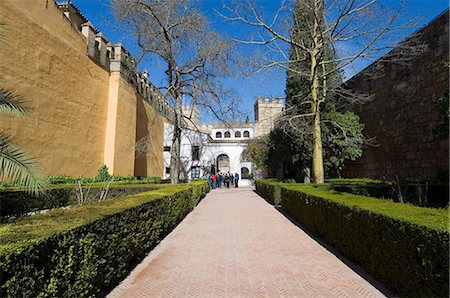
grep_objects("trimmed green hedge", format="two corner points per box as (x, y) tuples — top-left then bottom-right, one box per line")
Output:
(0, 181), (209, 297)
(0, 184), (157, 220)
(255, 179), (449, 297)
(254, 179), (281, 205)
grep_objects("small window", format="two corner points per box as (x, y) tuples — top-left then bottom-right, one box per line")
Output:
(192, 146), (200, 161)
(216, 132), (222, 138)
(191, 166), (200, 179)
(164, 146), (171, 152)
(243, 131), (250, 138)
(235, 131), (241, 138)
(165, 167), (170, 174)
(224, 131), (231, 138)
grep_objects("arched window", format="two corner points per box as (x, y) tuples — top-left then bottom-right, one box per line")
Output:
(243, 130), (250, 138)
(235, 131), (241, 138)
(216, 132), (222, 138)
(224, 131), (231, 138)
(241, 167), (250, 179)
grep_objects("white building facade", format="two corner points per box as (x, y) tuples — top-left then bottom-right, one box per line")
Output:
(163, 96), (283, 185)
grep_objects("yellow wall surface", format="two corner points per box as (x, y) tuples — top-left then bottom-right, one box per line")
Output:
(0, 0), (166, 178)
(135, 96), (164, 177)
(103, 74), (137, 177)
(0, 0), (109, 177)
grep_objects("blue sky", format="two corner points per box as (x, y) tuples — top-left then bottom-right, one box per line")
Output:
(71, 0), (449, 122)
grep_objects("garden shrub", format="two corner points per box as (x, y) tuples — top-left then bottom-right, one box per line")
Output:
(0, 184), (157, 220)
(47, 175), (162, 185)
(94, 165), (112, 182)
(254, 179), (281, 205)
(0, 180), (209, 297)
(329, 179), (449, 208)
(255, 179), (449, 297)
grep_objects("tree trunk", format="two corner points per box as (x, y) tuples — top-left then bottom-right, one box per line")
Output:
(170, 92), (183, 184)
(310, 52), (324, 184)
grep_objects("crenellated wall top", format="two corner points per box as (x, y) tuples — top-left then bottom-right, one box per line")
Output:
(56, 1), (175, 122)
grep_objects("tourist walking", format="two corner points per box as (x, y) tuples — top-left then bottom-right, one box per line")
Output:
(211, 174), (217, 189)
(218, 173), (223, 188)
(234, 173), (239, 187)
(208, 174), (212, 188)
(225, 173), (230, 188)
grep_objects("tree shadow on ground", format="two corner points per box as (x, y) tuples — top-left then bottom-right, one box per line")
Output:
(253, 190), (395, 297)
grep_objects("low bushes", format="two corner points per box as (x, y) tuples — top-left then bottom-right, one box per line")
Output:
(0, 181), (209, 297)
(328, 179), (449, 208)
(46, 175), (162, 185)
(0, 184), (157, 220)
(255, 179), (449, 297)
(254, 179), (282, 205)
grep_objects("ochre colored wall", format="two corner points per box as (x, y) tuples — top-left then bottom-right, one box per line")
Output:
(134, 97), (165, 177)
(0, 0), (166, 178)
(103, 73), (138, 177)
(0, 0), (109, 177)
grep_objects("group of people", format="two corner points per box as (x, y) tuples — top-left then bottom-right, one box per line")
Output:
(208, 172), (240, 189)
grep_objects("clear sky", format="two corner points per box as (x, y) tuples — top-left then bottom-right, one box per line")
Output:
(70, 0), (449, 122)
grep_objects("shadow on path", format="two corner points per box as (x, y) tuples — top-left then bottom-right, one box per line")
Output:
(255, 189), (395, 297)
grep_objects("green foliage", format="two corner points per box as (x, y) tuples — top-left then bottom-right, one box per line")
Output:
(242, 135), (270, 172)
(0, 25), (44, 195)
(47, 175), (92, 185)
(0, 184), (158, 220)
(328, 178), (449, 208)
(276, 0), (364, 179)
(325, 178), (384, 185)
(433, 89), (449, 138)
(0, 132), (44, 195)
(254, 179), (281, 205)
(94, 165), (112, 182)
(46, 174), (161, 185)
(0, 181), (210, 296)
(267, 110), (364, 178)
(255, 179), (449, 297)
(322, 111), (364, 173)
(0, 88), (28, 116)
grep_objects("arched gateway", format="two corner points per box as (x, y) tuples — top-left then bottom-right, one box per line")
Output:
(216, 154), (230, 173)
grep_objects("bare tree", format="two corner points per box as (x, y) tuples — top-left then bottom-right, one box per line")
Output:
(111, 0), (238, 184)
(221, 0), (425, 183)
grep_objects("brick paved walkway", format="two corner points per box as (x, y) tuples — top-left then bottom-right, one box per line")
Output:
(109, 188), (385, 297)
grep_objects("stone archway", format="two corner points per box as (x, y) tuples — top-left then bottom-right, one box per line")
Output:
(241, 167), (250, 179)
(216, 154), (230, 174)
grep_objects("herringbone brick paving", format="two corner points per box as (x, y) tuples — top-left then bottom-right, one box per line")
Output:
(109, 187), (385, 297)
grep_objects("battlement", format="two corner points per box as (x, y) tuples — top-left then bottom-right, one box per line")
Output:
(254, 96), (284, 123)
(56, 1), (175, 122)
(255, 96), (284, 106)
(182, 104), (200, 129)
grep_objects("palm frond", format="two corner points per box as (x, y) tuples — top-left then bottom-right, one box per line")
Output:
(0, 134), (45, 195)
(0, 88), (28, 116)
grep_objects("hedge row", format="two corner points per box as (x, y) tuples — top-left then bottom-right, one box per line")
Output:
(254, 179), (282, 205)
(0, 181), (209, 297)
(255, 179), (449, 297)
(0, 184), (157, 220)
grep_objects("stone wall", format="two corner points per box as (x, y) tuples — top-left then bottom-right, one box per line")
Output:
(0, 0), (166, 178)
(254, 96), (284, 137)
(342, 11), (449, 181)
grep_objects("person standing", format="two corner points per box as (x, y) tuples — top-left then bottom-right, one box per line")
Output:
(225, 173), (230, 188)
(208, 174), (212, 188)
(234, 172), (239, 187)
(218, 172), (223, 188)
(211, 174), (217, 189)
(230, 172), (234, 186)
